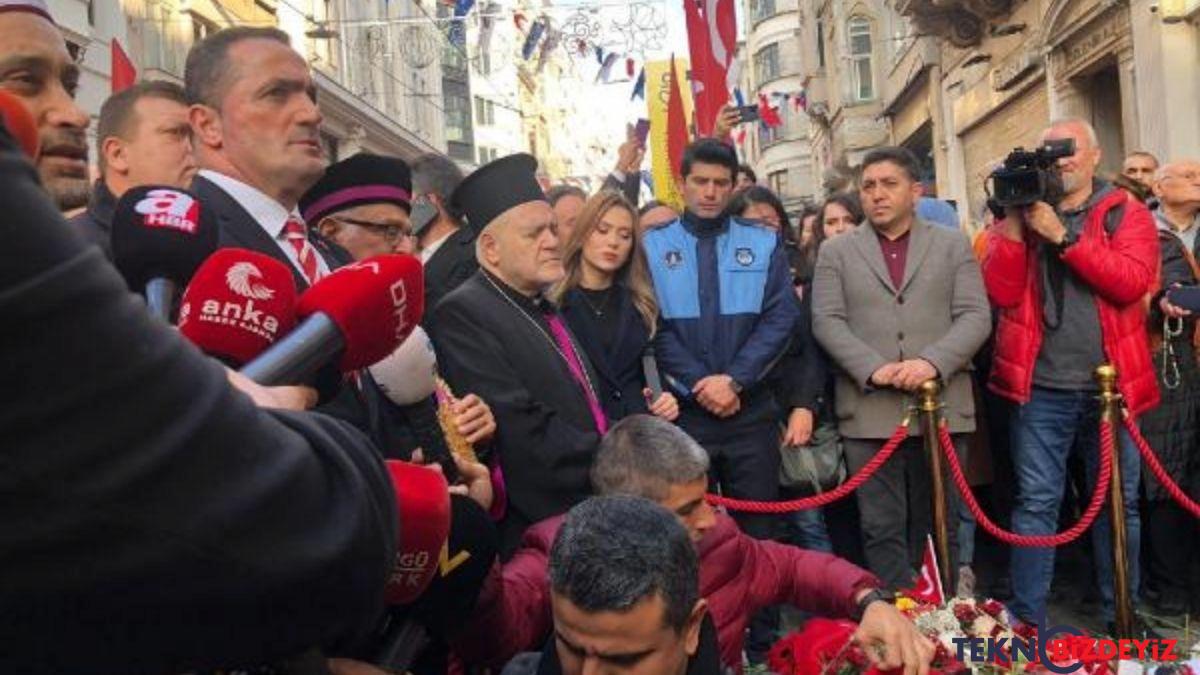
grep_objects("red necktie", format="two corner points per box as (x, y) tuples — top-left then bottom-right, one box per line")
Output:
(283, 216), (321, 286)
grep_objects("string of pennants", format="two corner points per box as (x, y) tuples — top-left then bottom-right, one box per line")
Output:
(729, 87), (809, 146)
(436, 0), (653, 94)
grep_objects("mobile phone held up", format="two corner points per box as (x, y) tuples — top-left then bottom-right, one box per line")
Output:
(736, 105), (760, 124)
(634, 118), (650, 147)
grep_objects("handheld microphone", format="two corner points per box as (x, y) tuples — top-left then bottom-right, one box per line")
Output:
(368, 327), (461, 481)
(384, 460), (451, 605)
(111, 186), (219, 322)
(177, 249), (299, 367)
(240, 254), (425, 385)
(0, 90), (39, 159)
(367, 326), (437, 406)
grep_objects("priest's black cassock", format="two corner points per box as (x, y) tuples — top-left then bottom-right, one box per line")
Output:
(431, 271), (603, 555)
(428, 155), (604, 557)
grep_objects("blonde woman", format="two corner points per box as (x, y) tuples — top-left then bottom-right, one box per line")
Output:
(551, 191), (679, 422)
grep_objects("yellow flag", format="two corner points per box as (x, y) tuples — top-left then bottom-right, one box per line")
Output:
(645, 58), (693, 212)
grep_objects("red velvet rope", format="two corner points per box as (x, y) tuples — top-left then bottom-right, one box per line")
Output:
(1123, 414), (1200, 519)
(707, 419), (911, 513)
(938, 420), (1113, 547)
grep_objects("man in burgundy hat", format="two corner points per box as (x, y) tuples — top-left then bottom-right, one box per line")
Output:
(0, 0), (92, 212)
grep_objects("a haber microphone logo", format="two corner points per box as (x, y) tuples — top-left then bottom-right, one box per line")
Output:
(226, 262), (276, 300)
(134, 189), (200, 234)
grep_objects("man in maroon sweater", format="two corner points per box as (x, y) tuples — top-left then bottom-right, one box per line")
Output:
(454, 415), (933, 674)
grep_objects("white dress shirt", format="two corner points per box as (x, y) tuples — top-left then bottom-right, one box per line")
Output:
(419, 230), (454, 263)
(200, 169), (332, 278)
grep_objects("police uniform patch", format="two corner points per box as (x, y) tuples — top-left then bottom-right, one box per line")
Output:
(735, 247), (755, 266)
(665, 250), (683, 269)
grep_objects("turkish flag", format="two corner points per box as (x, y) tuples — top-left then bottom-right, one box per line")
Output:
(111, 39), (136, 94)
(666, 55), (690, 185)
(907, 535), (946, 606)
(683, 0), (736, 137)
(757, 93), (783, 128)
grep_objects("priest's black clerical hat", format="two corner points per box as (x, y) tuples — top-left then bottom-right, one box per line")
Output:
(450, 153), (546, 232)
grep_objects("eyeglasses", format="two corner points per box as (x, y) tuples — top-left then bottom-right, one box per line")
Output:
(329, 216), (414, 243)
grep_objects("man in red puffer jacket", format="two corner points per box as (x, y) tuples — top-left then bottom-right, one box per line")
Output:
(451, 415), (934, 674)
(981, 118), (1159, 634)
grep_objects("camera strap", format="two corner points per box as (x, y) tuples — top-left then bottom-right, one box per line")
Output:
(1042, 200), (1125, 330)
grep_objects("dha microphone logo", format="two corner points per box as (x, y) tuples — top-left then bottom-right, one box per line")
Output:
(226, 262), (276, 300)
(134, 189), (200, 234)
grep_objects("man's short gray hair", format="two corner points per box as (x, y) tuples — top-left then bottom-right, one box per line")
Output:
(591, 415), (711, 500)
(412, 153), (465, 216)
(1044, 117), (1099, 149)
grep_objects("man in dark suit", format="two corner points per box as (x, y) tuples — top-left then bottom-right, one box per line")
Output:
(411, 153), (478, 313)
(184, 26), (342, 290)
(429, 154), (606, 557)
(71, 80), (196, 258)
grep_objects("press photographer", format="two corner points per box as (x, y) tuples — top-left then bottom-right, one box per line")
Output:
(980, 118), (1160, 634)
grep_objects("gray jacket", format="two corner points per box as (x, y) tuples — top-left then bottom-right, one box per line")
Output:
(812, 218), (990, 439)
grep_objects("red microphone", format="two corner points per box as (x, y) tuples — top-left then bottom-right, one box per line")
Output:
(0, 89), (39, 160)
(178, 249), (299, 367)
(383, 460), (451, 605)
(240, 254), (425, 385)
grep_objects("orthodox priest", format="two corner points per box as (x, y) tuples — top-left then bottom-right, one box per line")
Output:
(428, 154), (607, 557)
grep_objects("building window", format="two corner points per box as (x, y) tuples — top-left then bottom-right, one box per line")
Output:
(476, 51), (492, 75)
(750, 0), (776, 23)
(758, 122), (780, 147)
(768, 169), (788, 195)
(445, 92), (471, 142)
(816, 20), (826, 69)
(753, 43), (780, 84)
(478, 146), (498, 163)
(848, 16), (874, 101)
(474, 97), (495, 126)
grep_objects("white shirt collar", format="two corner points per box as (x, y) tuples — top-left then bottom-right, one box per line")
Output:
(199, 169), (301, 237)
(420, 230), (454, 263)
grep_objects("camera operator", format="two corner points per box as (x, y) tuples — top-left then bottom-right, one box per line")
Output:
(981, 118), (1160, 635)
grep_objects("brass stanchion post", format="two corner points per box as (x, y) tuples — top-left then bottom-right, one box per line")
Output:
(918, 380), (953, 595)
(1096, 364), (1133, 638)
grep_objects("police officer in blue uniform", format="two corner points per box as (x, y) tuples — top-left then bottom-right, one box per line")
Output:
(643, 139), (798, 540)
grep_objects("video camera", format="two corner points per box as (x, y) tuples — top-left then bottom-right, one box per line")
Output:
(987, 138), (1075, 209)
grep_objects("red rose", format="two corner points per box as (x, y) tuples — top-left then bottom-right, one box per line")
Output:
(980, 599), (1005, 618)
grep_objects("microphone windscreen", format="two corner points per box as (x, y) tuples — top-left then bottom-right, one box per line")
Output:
(178, 248), (299, 366)
(0, 90), (38, 159)
(111, 185), (220, 291)
(384, 460), (450, 605)
(367, 325), (437, 406)
(297, 254), (425, 371)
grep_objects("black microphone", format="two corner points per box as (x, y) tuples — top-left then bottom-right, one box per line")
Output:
(111, 186), (219, 322)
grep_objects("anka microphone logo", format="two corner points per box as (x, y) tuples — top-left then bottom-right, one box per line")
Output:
(226, 262), (276, 300)
(134, 189), (200, 234)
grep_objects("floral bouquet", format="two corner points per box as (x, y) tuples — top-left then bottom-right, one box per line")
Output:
(764, 596), (1116, 675)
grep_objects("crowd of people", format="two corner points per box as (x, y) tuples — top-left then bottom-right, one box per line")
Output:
(3, 1), (1200, 673)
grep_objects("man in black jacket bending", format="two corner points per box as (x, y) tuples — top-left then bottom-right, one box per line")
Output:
(0, 108), (397, 674)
